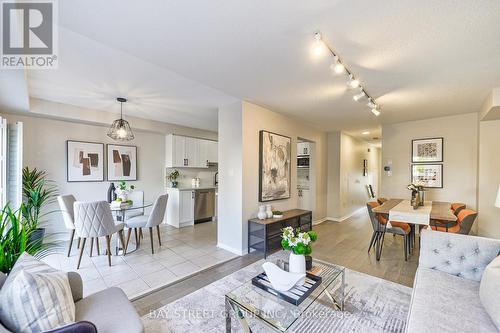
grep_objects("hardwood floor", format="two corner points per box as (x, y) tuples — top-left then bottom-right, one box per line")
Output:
(312, 210), (419, 287)
(133, 209), (419, 315)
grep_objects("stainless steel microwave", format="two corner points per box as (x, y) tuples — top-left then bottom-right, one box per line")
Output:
(297, 156), (309, 168)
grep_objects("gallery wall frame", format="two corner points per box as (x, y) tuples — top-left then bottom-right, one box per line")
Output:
(259, 130), (291, 202)
(411, 137), (443, 163)
(106, 144), (138, 181)
(66, 140), (105, 182)
(410, 163), (443, 188)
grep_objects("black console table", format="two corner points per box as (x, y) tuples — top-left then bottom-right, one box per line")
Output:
(248, 209), (312, 258)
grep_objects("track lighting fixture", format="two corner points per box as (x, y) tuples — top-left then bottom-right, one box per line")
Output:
(312, 31), (381, 116)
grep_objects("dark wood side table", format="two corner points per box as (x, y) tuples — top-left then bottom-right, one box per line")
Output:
(248, 209), (312, 258)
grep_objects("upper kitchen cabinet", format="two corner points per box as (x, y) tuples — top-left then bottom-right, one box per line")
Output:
(207, 140), (218, 164)
(166, 134), (218, 168)
(297, 142), (310, 156)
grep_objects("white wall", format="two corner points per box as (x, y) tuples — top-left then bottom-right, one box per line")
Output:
(381, 113), (478, 211)
(326, 132), (341, 218)
(217, 102), (244, 254)
(327, 132), (379, 219)
(0, 110), (217, 240)
(217, 101), (328, 254)
(478, 119), (500, 238)
(241, 102), (328, 225)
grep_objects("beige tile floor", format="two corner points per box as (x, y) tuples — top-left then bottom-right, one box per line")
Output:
(42, 222), (237, 299)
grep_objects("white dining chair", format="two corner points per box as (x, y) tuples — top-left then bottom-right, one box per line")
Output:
(124, 194), (168, 254)
(57, 194), (79, 257)
(73, 201), (126, 269)
(125, 190), (145, 220)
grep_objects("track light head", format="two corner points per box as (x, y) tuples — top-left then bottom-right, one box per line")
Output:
(371, 107), (381, 116)
(330, 56), (345, 74)
(312, 32), (325, 56)
(367, 99), (377, 109)
(347, 74), (360, 89)
(353, 90), (367, 102)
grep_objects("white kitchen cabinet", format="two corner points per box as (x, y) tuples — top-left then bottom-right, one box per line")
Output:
(184, 136), (200, 167)
(297, 142), (310, 156)
(298, 189), (312, 210)
(166, 188), (194, 228)
(198, 139), (209, 168)
(166, 135), (218, 168)
(207, 140), (218, 164)
(172, 135), (186, 167)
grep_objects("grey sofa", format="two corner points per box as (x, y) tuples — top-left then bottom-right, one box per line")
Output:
(406, 230), (500, 332)
(0, 271), (144, 333)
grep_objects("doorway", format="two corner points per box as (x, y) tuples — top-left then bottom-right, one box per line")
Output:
(297, 138), (316, 220)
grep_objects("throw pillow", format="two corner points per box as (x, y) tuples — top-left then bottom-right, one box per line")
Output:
(480, 255), (500, 330)
(0, 252), (76, 333)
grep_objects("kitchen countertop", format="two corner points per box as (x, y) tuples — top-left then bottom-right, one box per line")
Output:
(167, 186), (217, 191)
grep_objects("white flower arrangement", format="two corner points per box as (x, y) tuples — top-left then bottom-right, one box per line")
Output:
(281, 227), (317, 255)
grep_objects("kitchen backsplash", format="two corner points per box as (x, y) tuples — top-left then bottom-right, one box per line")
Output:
(166, 167), (218, 188)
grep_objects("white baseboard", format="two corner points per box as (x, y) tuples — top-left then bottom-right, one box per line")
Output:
(217, 242), (247, 256)
(326, 207), (366, 223)
(313, 218), (328, 225)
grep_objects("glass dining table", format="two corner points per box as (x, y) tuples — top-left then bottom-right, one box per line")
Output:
(109, 202), (153, 255)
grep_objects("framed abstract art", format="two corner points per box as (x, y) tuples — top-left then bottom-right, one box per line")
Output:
(411, 164), (443, 188)
(259, 130), (291, 202)
(107, 144), (137, 181)
(66, 140), (104, 182)
(411, 137), (443, 163)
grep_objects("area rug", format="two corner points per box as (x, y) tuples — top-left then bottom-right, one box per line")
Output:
(142, 253), (412, 332)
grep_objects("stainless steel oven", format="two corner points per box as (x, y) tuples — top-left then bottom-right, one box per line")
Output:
(297, 156), (310, 168)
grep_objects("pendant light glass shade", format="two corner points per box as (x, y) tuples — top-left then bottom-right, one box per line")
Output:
(107, 98), (135, 141)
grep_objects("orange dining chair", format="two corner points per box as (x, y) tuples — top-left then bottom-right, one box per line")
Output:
(431, 209), (477, 235)
(366, 202), (412, 261)
(450, 203), (466, 216)
(377, 197), (388, 205)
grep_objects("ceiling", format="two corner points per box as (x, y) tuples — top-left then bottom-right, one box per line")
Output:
(24, 0), (500, 133)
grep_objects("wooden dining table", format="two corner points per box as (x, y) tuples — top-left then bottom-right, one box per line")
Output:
(372, 199), (457, 222)
(371, 199), (457, 260)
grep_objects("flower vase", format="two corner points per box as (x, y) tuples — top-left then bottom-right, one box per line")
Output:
(289, 252), (306, 285)
(257, 205), (267, 220)
(266, 204), (273, 218)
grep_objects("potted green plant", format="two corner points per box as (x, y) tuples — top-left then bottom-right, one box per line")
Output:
(0, 203), (55, 274)
(281, 227), (318, 277)
(167, 170), (180, 188)
(21, 167), (58, 246)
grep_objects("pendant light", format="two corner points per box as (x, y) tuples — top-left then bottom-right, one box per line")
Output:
(107, 97), (135, 141)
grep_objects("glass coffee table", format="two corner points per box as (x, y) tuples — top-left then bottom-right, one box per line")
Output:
(225, 258), (345, 332)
